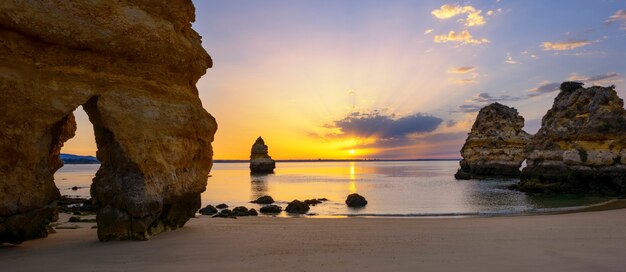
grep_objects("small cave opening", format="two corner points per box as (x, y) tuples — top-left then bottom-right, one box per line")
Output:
(53, 105), (99, 222)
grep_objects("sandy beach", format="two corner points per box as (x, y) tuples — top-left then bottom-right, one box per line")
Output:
(2, 205), (626, 272)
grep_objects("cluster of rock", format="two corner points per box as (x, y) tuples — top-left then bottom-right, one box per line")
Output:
(249, 137), (276, 174)
(457, 82), (626, 195)
(198, 204), (258, 218)
(0, 1), (216, 244)
(455, 103), (530, 179)
(518, 82), (626, 194)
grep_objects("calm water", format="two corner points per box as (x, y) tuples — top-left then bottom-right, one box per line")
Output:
(55, 161), (611, 217)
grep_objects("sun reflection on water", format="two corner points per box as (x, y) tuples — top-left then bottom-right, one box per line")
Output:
(349, 162), (357, 192)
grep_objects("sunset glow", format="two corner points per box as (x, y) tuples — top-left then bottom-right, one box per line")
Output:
(61, 1), (626, 160)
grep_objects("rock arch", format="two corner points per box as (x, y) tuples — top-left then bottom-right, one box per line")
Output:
(0, 1), (216, 244)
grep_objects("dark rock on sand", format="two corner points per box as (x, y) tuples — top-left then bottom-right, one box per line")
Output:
(285, 200), (310, 214)
(251, 195), (275, 204)
(259, 205), (282, 214)
(304, 199), (323, 206)
(250, 137), (276, 174)
(518, 82), (626, 195)
(455, 103), (530, 179)
(248, 208), (258, 216)
(198, 205), (218, 215)
(345, 193), (368, 207)
(216, 203), (229, 209)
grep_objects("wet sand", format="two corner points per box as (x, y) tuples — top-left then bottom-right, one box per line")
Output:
(2, 204), (626, 272)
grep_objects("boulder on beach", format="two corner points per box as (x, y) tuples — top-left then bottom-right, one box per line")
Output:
(304, 199), (323, 206)
(455, 103), (530, 179)
(345, 193), (368, 207)
(259, 205), (282, 214)
(516, 82), (626, 194)
(251, 195), (275, 204)
(250, 137), (276, 174)
(198, 205), (218, 215)
(216, 203), (229, 209)
(285, 200), (310, 214)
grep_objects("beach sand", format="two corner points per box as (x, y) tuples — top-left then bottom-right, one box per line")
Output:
(2, 204), (626, 272)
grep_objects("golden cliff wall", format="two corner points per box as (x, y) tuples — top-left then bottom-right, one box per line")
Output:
(0, 0), (216, 243)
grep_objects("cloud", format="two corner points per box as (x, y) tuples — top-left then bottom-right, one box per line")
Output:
(505, 53), (520, 64)
(434, 30), (490, 45)
(527, 81), (561, 97)
(447, 66), (476, 74)
(424, 29), (434, 35)
(451, 76), (479, 85)
(467, 93), (522, 103)
(487, 10), (494, 16)
(328, 111), (444, 140)
(431, 4), (485, 27)
(542, 40), (592, 51)
(605, 10), (626, 29)
(453, 92), (522, 113)
(568, 72), (621, 85)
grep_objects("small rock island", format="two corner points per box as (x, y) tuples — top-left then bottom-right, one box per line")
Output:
(455, 103), (530, 179)
(517, 82), (626, 194)
(250, 137), (276, 174)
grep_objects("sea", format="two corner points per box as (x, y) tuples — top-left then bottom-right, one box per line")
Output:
(54, 161), (612, 217)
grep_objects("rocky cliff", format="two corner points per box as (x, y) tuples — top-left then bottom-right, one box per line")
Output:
(455, 103), (530, 179)
(517, 82), (626, 194)
(250, 137), (276, 174)
(0, 1), (216, 243)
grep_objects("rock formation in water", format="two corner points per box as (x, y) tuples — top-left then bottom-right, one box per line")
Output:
(0, 1), (216, 244)
(455, 103), (530, 179)
(517, 82), (626, 194)
(250, 137), (276, 174)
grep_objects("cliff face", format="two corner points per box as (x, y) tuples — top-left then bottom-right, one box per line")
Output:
(0, 1), (216, 243)
(250, 137), (276, 174)
(455, 103), (530, 179)
(518, 82), (626, 194)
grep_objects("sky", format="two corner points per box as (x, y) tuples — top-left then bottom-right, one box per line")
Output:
(63, 0), (626, 160)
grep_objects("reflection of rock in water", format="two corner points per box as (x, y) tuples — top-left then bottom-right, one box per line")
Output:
(250, 176), (269, 199)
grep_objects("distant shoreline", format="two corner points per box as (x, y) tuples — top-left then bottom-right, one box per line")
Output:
(62, 158), (462, 164)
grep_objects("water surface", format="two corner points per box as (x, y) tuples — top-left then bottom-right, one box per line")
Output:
(55, 161), (611, 217)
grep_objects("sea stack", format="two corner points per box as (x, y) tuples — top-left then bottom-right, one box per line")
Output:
(0, 1), (216, 244)
(455, 103), (530, 179)
(517, 82), (626, 194)
(250, 137), (276, 174)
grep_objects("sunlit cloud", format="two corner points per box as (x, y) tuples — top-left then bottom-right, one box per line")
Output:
(605, 10), (626, 29)
(431, 4), (485, 27)
(450, 73), (479, 85)
(568, 72), (622, 85)
(434, 30), (490, 45)
(542, 39), (592, 51)
(520, 51), (538, 59)
(447, 66), (476, 74)
(505, 53), (520, 64)
(424, 28), (434, 35)
(487, 10), (494, 16)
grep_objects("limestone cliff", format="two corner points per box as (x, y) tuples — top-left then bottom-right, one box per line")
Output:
(250, 137), (276, 174)
(0, 0), (216, 243)
(455, 103), (530, 179)
(517, 82), (626, 194)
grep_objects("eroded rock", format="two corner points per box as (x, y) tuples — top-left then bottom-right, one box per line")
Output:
(285, 200), (310, 214)
(0, 1), (216, 244)
(455, 103), (530, 179)
(250, 137), (276, 174)
(345, 193), (368, 207)
(517, 82), (626, 194)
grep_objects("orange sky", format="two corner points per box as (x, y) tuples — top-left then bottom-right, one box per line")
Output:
(61, 1), (626, 160)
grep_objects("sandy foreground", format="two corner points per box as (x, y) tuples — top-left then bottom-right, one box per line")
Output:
(2, 205), (626, 272)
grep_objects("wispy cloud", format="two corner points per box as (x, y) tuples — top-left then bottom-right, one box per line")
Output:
(447, 66), (476, 74)
(568, 72), (621, 85)
(605, 10), (626, 29)
(527, 81), (561, 97)
(454, 92), (522, 113)
(424, 28), (434, 35)
(505, 53), (520, 64)
(431, 4), (485, 27)
(434, 30), (490, 45)
(542, 39), (592, 51)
